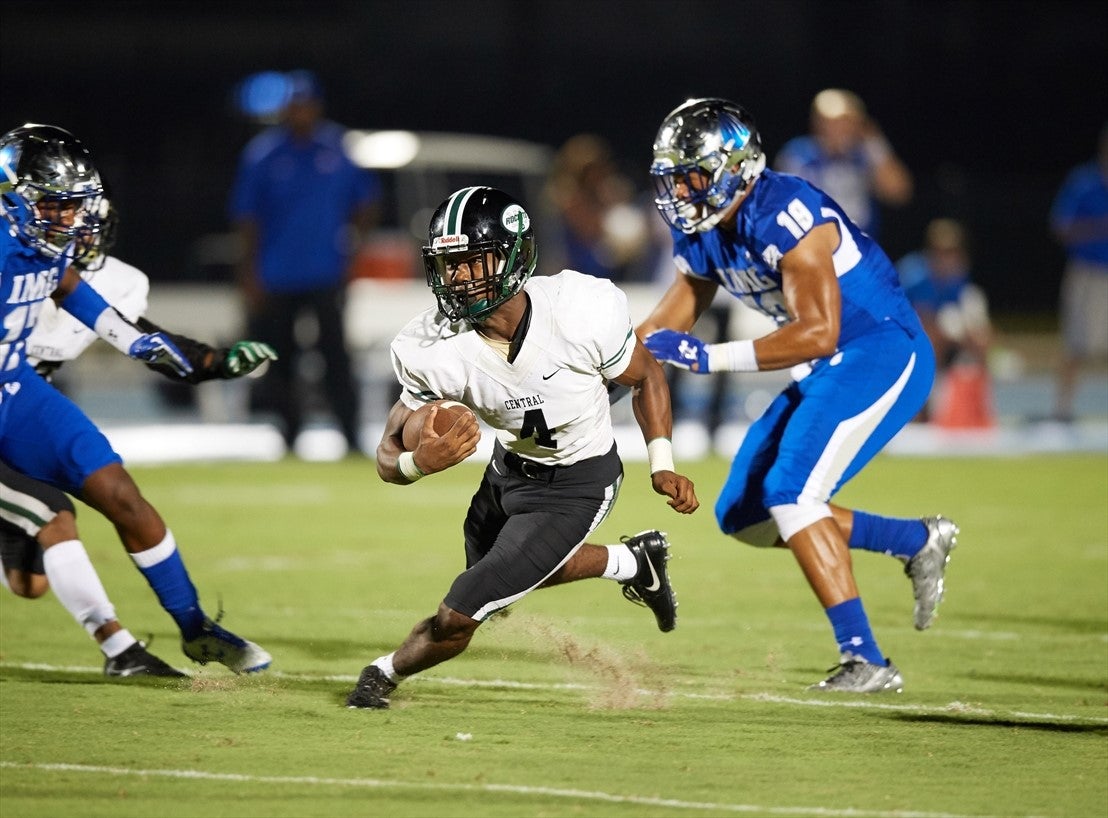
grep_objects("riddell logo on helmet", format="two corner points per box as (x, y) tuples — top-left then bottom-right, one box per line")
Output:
(433, 234), (469, 250)
(501, 205), (530, 233)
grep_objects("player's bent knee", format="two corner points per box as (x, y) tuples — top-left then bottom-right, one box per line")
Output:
(768, 502), (833, 543)
(731, 518), (782, 548)
(5, 570), (49, 598)
(431, 604), (480, 642)
(38, 509), (78, 546)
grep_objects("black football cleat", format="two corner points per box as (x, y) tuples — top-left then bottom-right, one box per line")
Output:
(104, 641), (187, 678)
(619, 530), (678, 632)
(346, 665), (398, 709)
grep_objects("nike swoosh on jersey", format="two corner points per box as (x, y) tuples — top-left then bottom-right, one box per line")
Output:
(541, 369), (560, 380)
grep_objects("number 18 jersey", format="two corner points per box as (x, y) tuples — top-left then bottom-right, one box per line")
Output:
(670, 169), (921, 347)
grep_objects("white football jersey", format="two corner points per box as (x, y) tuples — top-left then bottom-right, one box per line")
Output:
(391, 271), (634, 466)
(26, 255), (150, 366)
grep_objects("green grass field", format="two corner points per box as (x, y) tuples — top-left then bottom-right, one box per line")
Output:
(1, 453), (1105, 818)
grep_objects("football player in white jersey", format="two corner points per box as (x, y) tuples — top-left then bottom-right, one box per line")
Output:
(347, 187), (698, 709)
(1, 192), (276, 677)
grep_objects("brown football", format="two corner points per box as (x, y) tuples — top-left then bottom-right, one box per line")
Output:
(401, 401), (472, 451)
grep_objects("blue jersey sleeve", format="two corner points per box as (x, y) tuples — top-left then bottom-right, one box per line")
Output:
(744, 172), (839, 268)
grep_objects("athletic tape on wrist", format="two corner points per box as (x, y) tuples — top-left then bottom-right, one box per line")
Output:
(93, 307), (144, 355)
(707, 339), (758, 372)
(397, 451), (425, 482)
(647, 437), (675, 475)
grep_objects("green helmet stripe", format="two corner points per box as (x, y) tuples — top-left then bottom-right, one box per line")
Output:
(444, 186), (482, 235)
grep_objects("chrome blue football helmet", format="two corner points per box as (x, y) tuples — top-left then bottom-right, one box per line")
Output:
(650, 98), (766, 234)
(0, 123), (105, 260)
(422, 186), (537, 322)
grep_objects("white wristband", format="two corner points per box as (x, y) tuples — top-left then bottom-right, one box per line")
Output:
(706, 340), (758, 372)
(397, 451), (425, 482)
(646, 437), (675, 475)
(93, 306), (143, 355)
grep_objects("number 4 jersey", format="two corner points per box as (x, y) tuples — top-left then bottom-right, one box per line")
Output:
(390, 270), (634, 466)
(669, 168), (920, 346)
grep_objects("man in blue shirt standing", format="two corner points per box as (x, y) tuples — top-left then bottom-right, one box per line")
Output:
(639, 98), (957, 693)
(775, 89), (912, 240)
(229, 70), (380, 454)
(1048, 126), (1108, 422)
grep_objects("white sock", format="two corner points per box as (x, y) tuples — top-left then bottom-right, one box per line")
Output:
(601, 544), (639, 582)
(99, 629), (139, 659)
(42, 540), (119, 638)
(373, 652), (405, 683)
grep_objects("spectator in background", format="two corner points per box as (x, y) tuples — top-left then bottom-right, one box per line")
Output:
(1048, 125), (1108, 423)
(229, 70), (381, 454)
(897, 218), (992, 371)
(775, 89), (913, 239)
(897, 219), (993, 426)
(544, 134), (653, 282)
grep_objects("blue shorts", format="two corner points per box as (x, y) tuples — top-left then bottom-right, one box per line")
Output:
(0, 364), (122, 495)
(715, 324), (935, 536)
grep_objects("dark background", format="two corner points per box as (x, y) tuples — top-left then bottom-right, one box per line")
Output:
(4, 0), (1106, 316)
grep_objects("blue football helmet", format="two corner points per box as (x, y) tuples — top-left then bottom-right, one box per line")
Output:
(650, 98), (766, 234)
(422, 186), (537, 322)
(0, 123), (104, 260)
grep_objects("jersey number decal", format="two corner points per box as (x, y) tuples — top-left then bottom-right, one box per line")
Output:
(775, 199), (815, 239)
(520, 409), (558, 449)
(2, 303), (40, 343)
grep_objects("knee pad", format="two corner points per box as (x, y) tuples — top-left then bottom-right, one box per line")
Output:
(768, 502), (833, 542)
(731, 518), (781, 548)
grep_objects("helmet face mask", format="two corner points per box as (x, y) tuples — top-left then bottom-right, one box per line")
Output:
(650, 98), (765, 234)
(75, 198), (118, 272)
(422, 186), (537, 322)
(0, 123), (104, 260)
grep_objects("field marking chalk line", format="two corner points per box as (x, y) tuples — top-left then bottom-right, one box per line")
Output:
(0, 761), (1043, 818)
(2, 661), (1105, 725)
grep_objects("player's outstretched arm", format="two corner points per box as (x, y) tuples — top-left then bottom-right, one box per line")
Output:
(54, 273), (193, 378)
(612, 338), (699, 515)
(133, 318), (277, 384)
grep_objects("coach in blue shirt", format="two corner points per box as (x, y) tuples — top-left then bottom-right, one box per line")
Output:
(1048, 126), (1108, 422)
(229, 70), (380, 453)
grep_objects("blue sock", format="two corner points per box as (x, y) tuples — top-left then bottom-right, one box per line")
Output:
(133, 542), (205, 639)
(825, 598), (885, 665)
(848, 511), (928, 560)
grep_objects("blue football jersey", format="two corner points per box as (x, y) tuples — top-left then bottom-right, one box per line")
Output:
(669, 169), (920, 348)
(0, 229), (68, 380)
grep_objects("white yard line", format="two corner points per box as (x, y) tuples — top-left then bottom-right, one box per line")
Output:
(0, 760), (1042, 818)
(2, 661), (1105, 725)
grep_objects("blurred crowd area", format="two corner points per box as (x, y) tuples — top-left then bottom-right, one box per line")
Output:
(16, 52), (1104, 451)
